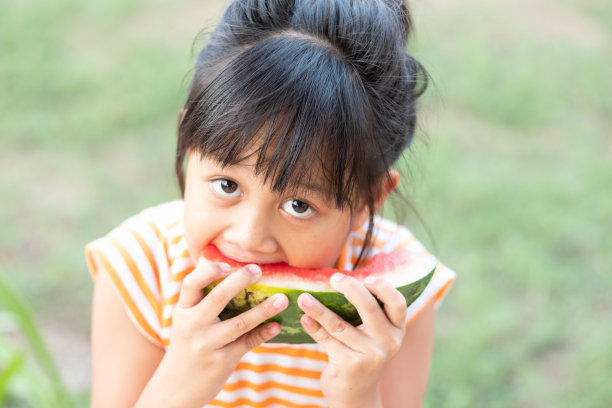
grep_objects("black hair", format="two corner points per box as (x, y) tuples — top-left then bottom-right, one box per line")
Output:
(176, 0), (428, 267)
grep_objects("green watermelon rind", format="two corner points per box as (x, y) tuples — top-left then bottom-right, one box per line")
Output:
(206, 265), (436, 344)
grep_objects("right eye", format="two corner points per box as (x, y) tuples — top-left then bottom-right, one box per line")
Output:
(210, 178), (242, 198)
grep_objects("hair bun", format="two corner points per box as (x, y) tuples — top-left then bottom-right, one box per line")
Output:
(222, 0), (294, 42)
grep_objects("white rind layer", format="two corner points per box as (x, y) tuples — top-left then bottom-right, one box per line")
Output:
(257, 256), (437, 292)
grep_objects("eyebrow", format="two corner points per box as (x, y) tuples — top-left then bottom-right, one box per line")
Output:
(295, 181), (327, 195)
(224, 157), (332, 200)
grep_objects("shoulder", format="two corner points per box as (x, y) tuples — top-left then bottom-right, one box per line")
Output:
(348, 216), (457, 321)
(346, 215), (431, 258)
(87, 200), (184, 260)
(86, 199), (186, 277)
(85, 200), (187, 346)
(129, 199), (185, 239)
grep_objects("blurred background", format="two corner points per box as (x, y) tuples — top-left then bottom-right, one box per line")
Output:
(0, 0), (610, 406)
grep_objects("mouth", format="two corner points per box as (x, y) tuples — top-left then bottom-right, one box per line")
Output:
(202, 245), (286, 268)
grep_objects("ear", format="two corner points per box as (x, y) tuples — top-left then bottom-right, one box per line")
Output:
(179, 108), (186, 124)
(350, 169), (401, 231)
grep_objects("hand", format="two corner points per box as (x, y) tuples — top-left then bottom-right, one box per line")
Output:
(298, 274), (407, 408)
(137, 258), (288, 408)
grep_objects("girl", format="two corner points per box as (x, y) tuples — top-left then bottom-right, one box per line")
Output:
(86, 0), (455, 407)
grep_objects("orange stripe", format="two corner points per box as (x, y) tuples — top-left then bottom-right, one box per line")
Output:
(371, 220), (398, 233)
(177, 248), (190, 258)
(404, 266), (455, 327)
(169, 233), (184, 245)
(139, 217), (168, 257)
(171, 265), (194, 282)
(334, 245), (347, 269)
(391, 237), (418, 251)
(85, 244), (101, 279)
(209, 397), (324, 408)
(167, 218), (182, 230)
(235, 362), (321, 380)
(90, 248), (163, 345)
(434, 272), (455, 303)
(165, 292), (180, 305)
(252, 346), (328, 362)
(125, 226), (161, 293)
(351, 237), (386, 250)
(405, 294), (436, 327)
(161, 316), (173, 327)
(350, 255), (363, 266)
(135, 217), (168, 298)
(222, 379), (323, 398)
(109, 238), (161, 321)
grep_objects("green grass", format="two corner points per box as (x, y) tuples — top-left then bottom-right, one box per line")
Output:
(1, 0), (611, 406)
(0, 278), (75, 407)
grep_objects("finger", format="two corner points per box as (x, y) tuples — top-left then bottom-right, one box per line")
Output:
(297, 292), (364, 350)
(363, 276), (407, 329)
(299, 313), (348, 356)
(177, 261), (231, 308)
(197, 264), (262, 318)
(219, 293), (288, 349)
(329, 273), (389, 333)
(226, 321), (282, 357)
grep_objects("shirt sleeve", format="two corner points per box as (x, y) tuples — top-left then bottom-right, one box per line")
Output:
(378, 219), (456, 326)
(85, 212), (167, 346)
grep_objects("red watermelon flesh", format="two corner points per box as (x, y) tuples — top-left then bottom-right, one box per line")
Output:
(201, 245), (436, 343)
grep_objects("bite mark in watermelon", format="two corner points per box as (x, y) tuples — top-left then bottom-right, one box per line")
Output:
(202, 245), (436, 344)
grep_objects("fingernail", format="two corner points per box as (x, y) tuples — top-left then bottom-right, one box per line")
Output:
(364, 276), (377, 285)
(218, 263), (231, 274)
(247, 264), (261, 276)
(300, 293), (314, 307)
(301, 314), (315, 329)
(330, 273), (345, 285)
(271, 294), (287, 309)
(267, 323), (280, 336)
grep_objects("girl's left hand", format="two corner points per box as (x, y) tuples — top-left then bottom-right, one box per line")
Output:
(297, 273), (407, 408)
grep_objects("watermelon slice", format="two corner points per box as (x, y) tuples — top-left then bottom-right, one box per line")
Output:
(202, 245), (436, 344)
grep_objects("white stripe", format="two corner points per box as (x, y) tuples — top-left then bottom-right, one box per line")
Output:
(159, 326), (171, 342)
(168, 238), (187, 263)
(165, 280), (182, 299)
(113, 229), (161, 299)
(406, 262), (455, 322)
(383, 225), (413, 251)
(97, 239), (160, 333)
(168, 237), (186, 261)
(132, 217), (170, 288)
(225, 367), (322, 392)
(171, 257), (194, 277)
(240, 351), (327, 373)
(162, 303), (175, 320)
(212, 381), (327, 406)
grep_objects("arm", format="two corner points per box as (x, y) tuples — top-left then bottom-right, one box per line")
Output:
(91, 266), (165, 408)
(298, 275), (436, 408)
(91, 260), (289, 408)
(380, 301), (435, 408)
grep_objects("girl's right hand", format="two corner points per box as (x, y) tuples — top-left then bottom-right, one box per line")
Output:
(135, 259), (289, 408)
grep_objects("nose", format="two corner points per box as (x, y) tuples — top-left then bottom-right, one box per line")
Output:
(223, 204), (278, 255)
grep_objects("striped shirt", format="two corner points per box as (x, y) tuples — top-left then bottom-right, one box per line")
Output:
(85, 200), (455, 407)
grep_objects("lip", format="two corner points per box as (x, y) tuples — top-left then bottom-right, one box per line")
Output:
(209, 244), (282, 266)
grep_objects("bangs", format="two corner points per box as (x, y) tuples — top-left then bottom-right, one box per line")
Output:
(179, 34), (386, 208)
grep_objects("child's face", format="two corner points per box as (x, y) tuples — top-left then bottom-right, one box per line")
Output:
(183, 151), (368, 268)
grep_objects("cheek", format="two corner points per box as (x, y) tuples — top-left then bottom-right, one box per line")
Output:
(184, 214), (206, 264)
(283, 217), (352, 268)
(183, 195), (217, 264)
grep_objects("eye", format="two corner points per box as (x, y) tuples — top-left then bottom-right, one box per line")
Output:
(210, 178), (242, 198)
(282, 199), (315, 219)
